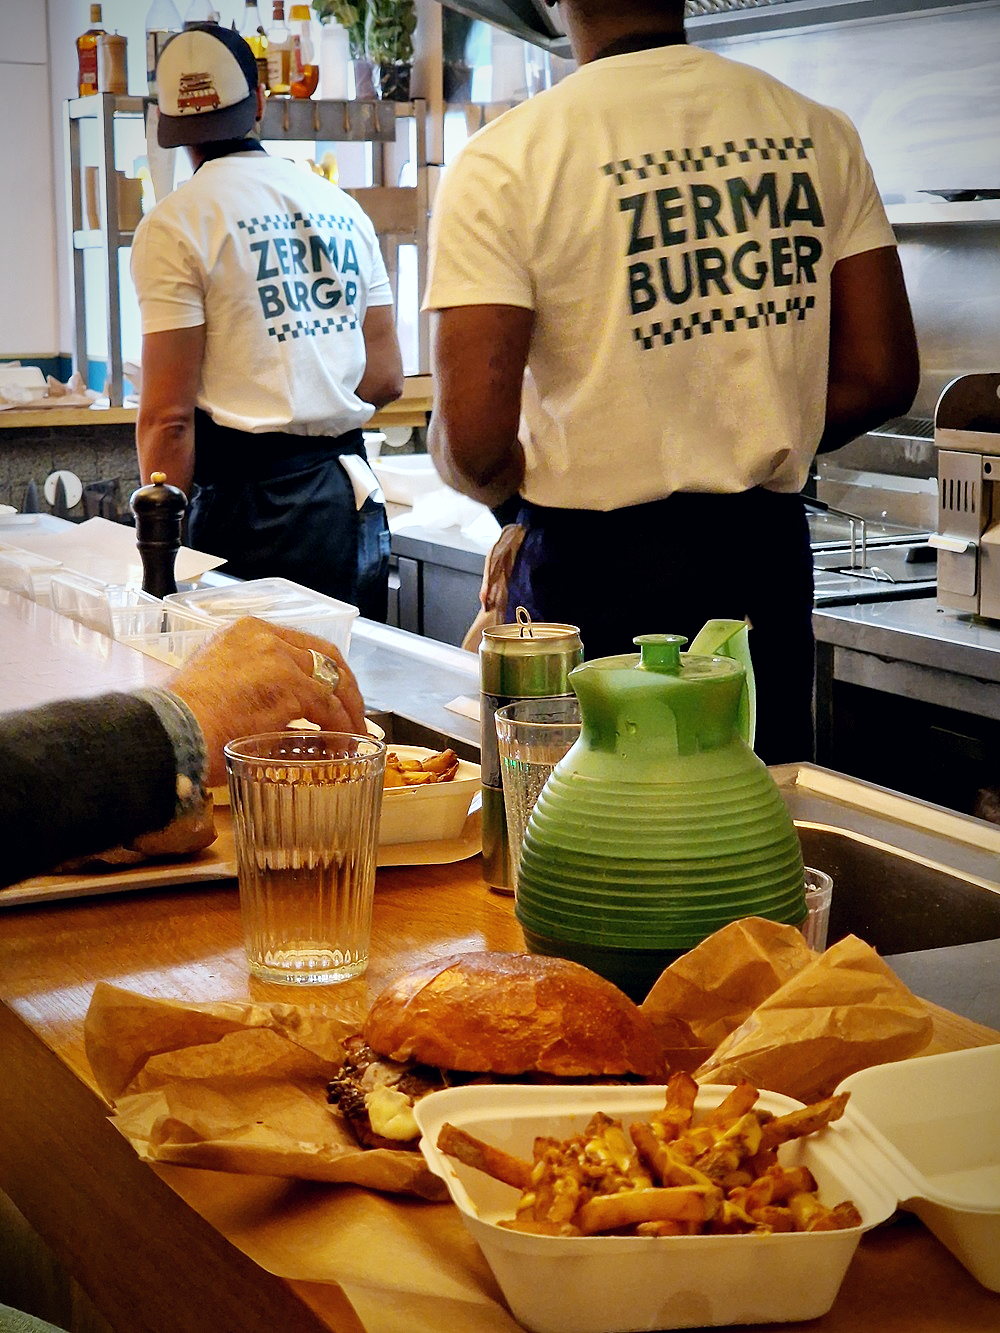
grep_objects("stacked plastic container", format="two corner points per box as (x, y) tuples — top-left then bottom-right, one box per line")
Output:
(163, 578), (359, 656)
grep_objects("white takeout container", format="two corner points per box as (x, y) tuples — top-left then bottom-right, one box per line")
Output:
(838, 1045), (1000, 1292)
(209, 742), (480, 847)
(164, 577), (358, 656)
(0, 365), (47, 400)
(416, 1052), (1000, 1333)
(379, 744), (481, 845)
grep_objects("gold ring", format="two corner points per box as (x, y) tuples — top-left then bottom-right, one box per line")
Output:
(309, 649), (341, 690)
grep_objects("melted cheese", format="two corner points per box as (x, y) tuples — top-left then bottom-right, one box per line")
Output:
(365, 1083), (419, 1141)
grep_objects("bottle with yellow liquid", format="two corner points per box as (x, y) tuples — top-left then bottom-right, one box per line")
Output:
(266, 0), (292, 95)
(241, 0), (269, 89)
(76, 4), (107, 97)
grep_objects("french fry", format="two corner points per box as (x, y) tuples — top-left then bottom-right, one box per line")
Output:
(435, 1084), (861, 1239)
(436, 1122), (532, 1191)
(758, 1092), (850, 1152)
(651, 1071), (699, 1141)
(383, 748), (461, 788)
(702, 1080), (759, 1127)
(578, 1184), (721, 1235)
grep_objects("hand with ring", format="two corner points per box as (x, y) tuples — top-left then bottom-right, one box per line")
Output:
(308, 649), (341, 691)
(170, 617), (367, 785)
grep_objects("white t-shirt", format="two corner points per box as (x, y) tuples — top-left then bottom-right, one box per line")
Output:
(132, 152), (393, 437)
(423, 46), (897, 510)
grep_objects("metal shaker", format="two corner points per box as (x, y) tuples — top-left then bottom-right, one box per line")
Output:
(480, 613), (583, 893)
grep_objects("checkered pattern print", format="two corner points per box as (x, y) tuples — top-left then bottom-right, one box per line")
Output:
(602, 137), (815, 186)
(237, 211), (357, 239)
(268, 312), (359, 342)
(632, 295), (817, 348)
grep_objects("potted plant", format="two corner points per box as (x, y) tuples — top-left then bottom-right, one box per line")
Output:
(365, 0), (417, 101)
(312, 0), (375, 99)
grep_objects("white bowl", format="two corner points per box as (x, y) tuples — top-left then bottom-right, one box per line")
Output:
(209, 743), (480, 847)
(415, 1083), (895, 1333)
(371, 455), (443, 506)
(379, 744), (481, 845)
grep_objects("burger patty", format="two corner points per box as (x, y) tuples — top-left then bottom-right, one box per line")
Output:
(327, 1034), (657, 1153)
(327, 1036), (449, 1151)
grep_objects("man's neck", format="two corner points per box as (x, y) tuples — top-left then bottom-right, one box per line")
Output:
(567, 13), (686, 65)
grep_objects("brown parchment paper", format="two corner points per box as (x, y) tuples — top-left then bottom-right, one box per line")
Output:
(640, 916), (816, 1069)
(83, 982), (447, 1200)
(639, 918), (934, 1102)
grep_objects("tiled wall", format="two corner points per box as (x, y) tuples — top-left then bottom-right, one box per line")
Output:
(0, 422), (140, 521)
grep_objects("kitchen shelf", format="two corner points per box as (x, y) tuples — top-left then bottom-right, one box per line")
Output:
(886, 199), (1000, 228)
(65, 93), (148, 407)
(65, 94), (431, 407)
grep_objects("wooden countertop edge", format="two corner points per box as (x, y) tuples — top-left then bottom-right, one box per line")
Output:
(0, 1000), (348, 1333)
(0, 377), (434, 432)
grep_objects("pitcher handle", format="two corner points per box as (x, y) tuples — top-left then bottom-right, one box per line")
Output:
(688, 619), (756, 750)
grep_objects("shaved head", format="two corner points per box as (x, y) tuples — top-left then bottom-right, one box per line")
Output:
(555, 0), (687, 64)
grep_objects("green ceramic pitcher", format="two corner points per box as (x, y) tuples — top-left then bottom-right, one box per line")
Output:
(515, 624), (805, 1002)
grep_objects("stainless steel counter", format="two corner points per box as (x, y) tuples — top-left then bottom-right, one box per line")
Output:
(813, 598), (1000, 724)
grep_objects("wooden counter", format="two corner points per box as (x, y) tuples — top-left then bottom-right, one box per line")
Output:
(0, 376), (434, 433)
(1, 599), (999, 1333)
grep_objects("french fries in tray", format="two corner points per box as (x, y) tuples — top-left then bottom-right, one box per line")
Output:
(436, 1072), (861, 1238)
(383, 748), (460, 788)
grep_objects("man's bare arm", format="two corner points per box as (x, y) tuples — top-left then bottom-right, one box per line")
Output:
(135, 324), (206, 494)
(427, 304), (533, 510)
(357, 304), (404, 409)
(818, 246), (919, 454)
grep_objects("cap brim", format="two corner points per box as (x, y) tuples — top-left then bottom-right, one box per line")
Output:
(157, 93), (257, 149)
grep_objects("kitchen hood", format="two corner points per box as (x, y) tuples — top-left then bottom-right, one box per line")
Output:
(438, 0), (985, 53)
(438, 0), (572, 56)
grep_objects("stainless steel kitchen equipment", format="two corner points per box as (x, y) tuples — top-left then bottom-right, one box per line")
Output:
(805, 498), (936, 606)
(929, 372), (1000, 620)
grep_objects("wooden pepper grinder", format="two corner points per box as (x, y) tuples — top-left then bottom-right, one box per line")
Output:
(130, 471), (186, 599)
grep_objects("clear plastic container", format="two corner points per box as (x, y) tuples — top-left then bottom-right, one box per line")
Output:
(49, 569), (161, 638)
(118, 625), (218, 667)
(164, 577), (359, 655)
(0, 548), (63, 606)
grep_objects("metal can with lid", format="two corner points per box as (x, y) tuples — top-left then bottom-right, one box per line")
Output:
(480, 613), (583, 893)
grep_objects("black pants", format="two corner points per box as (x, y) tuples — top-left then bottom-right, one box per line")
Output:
(506, 489), (815, 766)
(187, 415), (390, 622)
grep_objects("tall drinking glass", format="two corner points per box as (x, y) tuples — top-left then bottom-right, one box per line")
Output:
(495, 696), (582, 895)
(225, 732), (386, 985)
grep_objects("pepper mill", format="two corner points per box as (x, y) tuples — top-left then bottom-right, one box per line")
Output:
(130, 472), (186, 599)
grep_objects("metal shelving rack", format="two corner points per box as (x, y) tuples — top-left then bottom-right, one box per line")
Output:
(65, 94), (430, 407)
(65, 93), (147, 407)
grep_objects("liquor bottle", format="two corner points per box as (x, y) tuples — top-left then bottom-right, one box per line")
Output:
(145, 0), (182, 99)
(266, 1), (292, 95)
(76, 4), (107, 97)
(241, 1), (269, 89)
(289, 5), (318, 96)
(288, 5), (313, 83)
(183, 0), (219, 27)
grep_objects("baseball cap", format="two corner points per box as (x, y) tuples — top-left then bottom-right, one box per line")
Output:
(156, 24), (259, 149)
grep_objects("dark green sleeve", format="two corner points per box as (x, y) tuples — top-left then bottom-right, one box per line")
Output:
(0, 693), (179, 888)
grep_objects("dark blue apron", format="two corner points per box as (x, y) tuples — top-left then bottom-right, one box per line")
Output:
(186, 409), (390, 621)
(506, 487), (815, 766)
